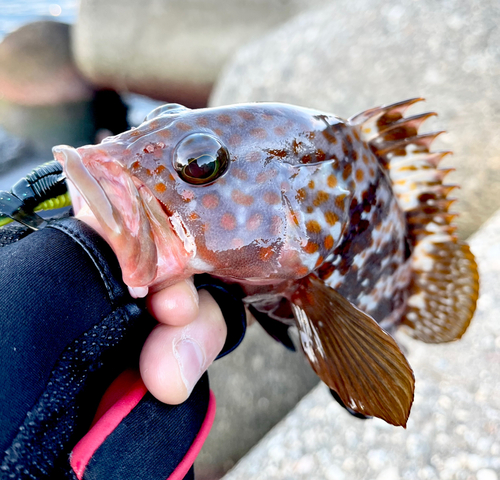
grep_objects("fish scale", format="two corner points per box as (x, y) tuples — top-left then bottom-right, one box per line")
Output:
(53, 99), (479, 427)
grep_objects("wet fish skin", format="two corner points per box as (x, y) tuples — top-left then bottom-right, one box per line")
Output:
(53, 100), (479, 427)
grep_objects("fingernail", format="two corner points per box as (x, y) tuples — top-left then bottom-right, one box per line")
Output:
(174, 339), (205, 395)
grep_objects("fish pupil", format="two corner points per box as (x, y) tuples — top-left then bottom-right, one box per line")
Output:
(184, 153), (219, 180)
(174, 133), (229, 185)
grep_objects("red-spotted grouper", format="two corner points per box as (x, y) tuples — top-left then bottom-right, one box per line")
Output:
(53, 99), (479, 427)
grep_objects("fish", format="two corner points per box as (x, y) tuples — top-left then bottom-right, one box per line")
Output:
(53, 99), (479, 427)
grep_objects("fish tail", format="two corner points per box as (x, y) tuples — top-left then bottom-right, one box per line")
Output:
(349, 99), (479, 343)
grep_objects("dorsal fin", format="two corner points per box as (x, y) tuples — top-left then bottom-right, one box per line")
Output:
(349, 99), (479, 343)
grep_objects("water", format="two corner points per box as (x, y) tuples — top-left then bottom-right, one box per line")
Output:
(0, 0), (79, 41)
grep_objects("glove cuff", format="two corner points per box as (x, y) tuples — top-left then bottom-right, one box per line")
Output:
(71, 371), (215, 480)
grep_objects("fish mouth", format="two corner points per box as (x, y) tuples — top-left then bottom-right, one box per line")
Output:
(53, 144), (191, 292)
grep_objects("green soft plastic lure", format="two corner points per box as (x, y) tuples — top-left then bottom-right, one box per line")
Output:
(0, 161), (71, 229)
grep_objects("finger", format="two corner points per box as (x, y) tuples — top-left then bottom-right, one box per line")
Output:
(146, 278), (199, 326)
(139, 290), (227, 404)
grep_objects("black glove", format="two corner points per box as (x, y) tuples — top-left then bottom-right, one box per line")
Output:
(0, 218), (246, 479)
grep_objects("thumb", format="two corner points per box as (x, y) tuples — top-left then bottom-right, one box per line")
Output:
(139, 290), (227, 404)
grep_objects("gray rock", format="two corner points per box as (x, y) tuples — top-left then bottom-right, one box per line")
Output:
(221, 209), (500, 479)
(73, 0), (327, 107)
(0, 21), (97, 158)
(211, 0), (500, 238)
(197, 323), (319, 479)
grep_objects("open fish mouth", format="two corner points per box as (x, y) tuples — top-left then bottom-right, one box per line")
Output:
(53, 145), (191, 293)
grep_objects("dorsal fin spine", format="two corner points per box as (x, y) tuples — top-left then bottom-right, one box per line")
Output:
(349, 99), (479, 344)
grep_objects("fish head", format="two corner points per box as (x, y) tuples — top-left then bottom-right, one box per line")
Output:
(53, 103), (353, 292)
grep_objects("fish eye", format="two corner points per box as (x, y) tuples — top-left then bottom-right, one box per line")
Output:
(144, 103), (190, 122)
(173, 133), (229, 186)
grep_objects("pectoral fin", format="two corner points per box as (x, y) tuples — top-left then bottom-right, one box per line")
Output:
(291, 274), (414, 427)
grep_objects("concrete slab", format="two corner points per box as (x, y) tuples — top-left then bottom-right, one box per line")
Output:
(222, 211), (500, 480)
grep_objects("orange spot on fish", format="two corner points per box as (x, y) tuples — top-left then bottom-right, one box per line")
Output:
(232, 238), (245, 249)
(313, 191), (329, 207)
(353, 128), (361, 141)
(274, 126), (286, 136)
(324, 234), (334, 250)
(188, 212), (200, 221)
(306, 206), (314, 214)
(196, 117), (209, 127)
(181, 190), (194, 202)
(356, 169), (365, 182)
(232, 190), (254, 206)
(176, 122), (192, 131)
(155, 183), (166, 193)
(308, 180), (315, 189)
(335, 194), (347, 210)
(159, 129), (172, 139)
(270, 149), (288, 158)
(324, 211), (339, 226)
(238, 111), (255, 121)
(259, 246), (275, 262)
(144, 144), (155, 154)
(306, 220), (322, 234)
(130, 129), (141, 137)
(304, 241), (319, 254)
(154, 165), (166, 175)
(343, 163), (352, 180)
(297, 266), (310, 277)
(327, 175), (338, 188)
(247, 213), (262, 231)
(221, 213), (236, 230)
(362, 153), (370, 165)
(232, 167), (248, 181)
(131, 160), (141, 170)
(296, 188), (307, 201)
(217, 114), (232, 125)
(322, 129), (338, 144)
(250, 128), (267, 139)
(202, 194), (219, 209)
(315, 149), (326, 162)
(315, 256), (324, 268)
(247, 151), (261, 162)
(256, 170), (276, 184)
(263, 192), (281, 205)
(229, 134), (242, 147)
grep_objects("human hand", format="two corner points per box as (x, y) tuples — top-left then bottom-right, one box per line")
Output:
(76, 205), (228, 405)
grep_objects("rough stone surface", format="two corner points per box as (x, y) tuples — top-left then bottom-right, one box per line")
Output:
(211, 0), (500, 238)
(0, 21), (92, 105)
(73, 0), (327, 107)
(221, 210), (500, 480)
(197, 324), (319, 479)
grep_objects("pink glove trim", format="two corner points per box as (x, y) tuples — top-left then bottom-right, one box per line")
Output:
(166, 390), (216, 480)
(70, 371), (148, 479)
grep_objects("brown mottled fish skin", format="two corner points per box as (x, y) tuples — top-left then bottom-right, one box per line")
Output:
(53, 100), (479, 427)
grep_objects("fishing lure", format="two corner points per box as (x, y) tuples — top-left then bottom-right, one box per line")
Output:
(0, 161), (70, 229)
(48, 98), (478, 427)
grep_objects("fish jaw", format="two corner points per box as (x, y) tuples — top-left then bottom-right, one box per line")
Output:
(53, 144), (195, 291)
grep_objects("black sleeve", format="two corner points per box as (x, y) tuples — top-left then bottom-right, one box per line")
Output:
(0, 217), (246, 479)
